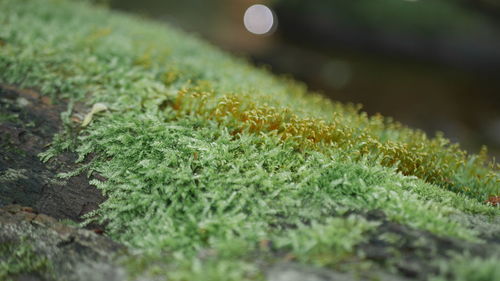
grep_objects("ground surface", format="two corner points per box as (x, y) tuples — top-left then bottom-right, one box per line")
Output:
(0, 1), (499, 280)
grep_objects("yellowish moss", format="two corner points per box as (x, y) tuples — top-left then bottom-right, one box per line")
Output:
(170, 87), (498, 200)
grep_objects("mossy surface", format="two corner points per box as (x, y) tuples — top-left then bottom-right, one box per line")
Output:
(0, 239), (53, 281)
(1, 0), (499, 280)
(430, 253), (500, 281)
(0, 205), (127, 281)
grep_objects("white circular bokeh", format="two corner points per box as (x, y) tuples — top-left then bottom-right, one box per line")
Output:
(243, 4), (276, 35)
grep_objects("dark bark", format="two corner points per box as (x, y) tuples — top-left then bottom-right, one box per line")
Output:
(0, 85), (105, 225)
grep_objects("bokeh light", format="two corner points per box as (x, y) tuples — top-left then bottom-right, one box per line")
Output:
(243, 4), (276, 35)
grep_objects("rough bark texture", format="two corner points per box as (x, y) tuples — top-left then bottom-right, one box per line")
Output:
(0, 85), (105, 224)
(0, 85), (130, 281)
(0, 204), (126, 281)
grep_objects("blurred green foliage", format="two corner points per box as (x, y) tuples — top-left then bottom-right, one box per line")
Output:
(274, 0), (497, 36)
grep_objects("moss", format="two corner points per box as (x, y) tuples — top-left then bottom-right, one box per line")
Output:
(275, 215), (379, 266)
(59, 218), (81, 228)
(0, 0), (499, 280)
(1, 0), (497, 201)
(0, 168), (29, 182)
(430, 253), (500, 281)
(0, 112), (19, 123)
(173, 89), (499, 201)
(0, 239), (54, 281)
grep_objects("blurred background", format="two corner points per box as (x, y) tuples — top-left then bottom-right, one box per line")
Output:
(108, 0), (500, 157)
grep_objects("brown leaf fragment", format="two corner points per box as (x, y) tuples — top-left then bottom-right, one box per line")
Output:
(485, 196), (500, 206)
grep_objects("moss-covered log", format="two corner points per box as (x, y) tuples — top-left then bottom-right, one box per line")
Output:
(0, 0), (499, 280)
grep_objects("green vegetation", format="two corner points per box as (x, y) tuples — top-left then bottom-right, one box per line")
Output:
(0, 239), (53, 281)
(0, 112), (18, 123)
(0, 0), (499, 280)
(275, 215), (379, 266)
(431, 254), (500, 281)
(59, 218), (81, 227)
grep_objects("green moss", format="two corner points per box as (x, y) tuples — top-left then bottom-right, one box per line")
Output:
(0, 0), (499, 280)
(73, 111), (482, 279)
(430, 253), (500, 281)
(1, 0), (497, 201)
(0, 239), (53, 281)
(59, 218), (81, 228)
(275, 215), (379, 266)
(0, 112), (18, 123)
(0, 168), (29, 182)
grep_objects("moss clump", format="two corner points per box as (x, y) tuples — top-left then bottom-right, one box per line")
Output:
(0, 0), (499, 280)
(0, 240), (53, 280)
(275, 215), (379, 266)
(173, 89), (499, 201)
(430, 254), (500, 281)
